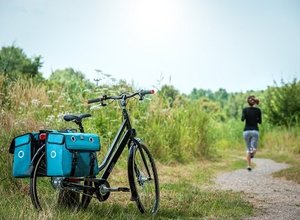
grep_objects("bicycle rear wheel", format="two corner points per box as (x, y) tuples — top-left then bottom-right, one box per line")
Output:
(30, 152), (93, 210)
(128, 142), (160, 214)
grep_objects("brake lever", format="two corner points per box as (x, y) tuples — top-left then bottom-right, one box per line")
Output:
(99, 95), (107, 106)
(100, 100), (107, 106)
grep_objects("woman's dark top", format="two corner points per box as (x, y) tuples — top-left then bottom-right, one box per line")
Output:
(241, 107), (262, 131)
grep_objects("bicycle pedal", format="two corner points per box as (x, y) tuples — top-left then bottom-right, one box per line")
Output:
(118, 187), (130, 192)
(104, 187), (130, 192)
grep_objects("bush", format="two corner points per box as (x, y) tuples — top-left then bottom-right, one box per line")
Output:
(265, 79), (300, 127)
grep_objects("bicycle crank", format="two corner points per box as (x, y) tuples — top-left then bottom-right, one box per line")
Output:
(95, 179), (130, 202)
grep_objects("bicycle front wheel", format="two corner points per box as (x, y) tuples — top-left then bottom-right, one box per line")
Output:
(128, 142), (160, 214)
(30, 152), (92, 211)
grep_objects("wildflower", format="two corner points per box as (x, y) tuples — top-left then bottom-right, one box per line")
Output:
(107, 132), (113, 137)
(47, 90), (56, 94)
(57, 113), (66, 121)
(42, 104), (52, 108)
(90, 105), (101, 110)
(47, 115), (55, 121)
(31, 99), (40, 106)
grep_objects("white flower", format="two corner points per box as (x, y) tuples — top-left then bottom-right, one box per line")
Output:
(47, 115), (55, 121)
(43, 104), (53, 108)
(31, 99), (40, 106)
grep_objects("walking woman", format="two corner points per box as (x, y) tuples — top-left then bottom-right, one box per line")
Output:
(241, 95), (262, 171)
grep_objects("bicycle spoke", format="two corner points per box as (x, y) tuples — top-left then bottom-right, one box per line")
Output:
(30, 153), (94, 210)
(129, 143), (159, 214)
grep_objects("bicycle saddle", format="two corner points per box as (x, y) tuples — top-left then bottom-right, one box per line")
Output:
(63, 113), (91, 123)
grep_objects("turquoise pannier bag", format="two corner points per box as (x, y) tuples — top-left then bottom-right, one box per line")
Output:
(46, 133), (100, 177)
(11, 133), (39, 177)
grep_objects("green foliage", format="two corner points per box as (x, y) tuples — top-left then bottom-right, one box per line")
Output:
(2, 45), (300, 219)
(49, 68), (93, 88)
(260, 124), (300, 154)
(224, 92), (245, 119)
(134, 95), (215, 163)
(157, 84), (180, 107)
(212, 119), (244, 150)
(0, 45), (42, 78)
(189, 88), (229, 103)
(264, 79), (300, 126)
(190, 88), (214, 100)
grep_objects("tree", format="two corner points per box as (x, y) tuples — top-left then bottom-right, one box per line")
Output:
(214, 88), (229, 102)
(48, 68), (95, 104)
(265, 79), (300, 126)
(0, 45), (42, 77)
(158, 84), (180, 107)
(189, 88), (214, 100)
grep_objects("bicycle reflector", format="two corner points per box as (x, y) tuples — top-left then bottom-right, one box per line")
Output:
(39, 133), (47, 141)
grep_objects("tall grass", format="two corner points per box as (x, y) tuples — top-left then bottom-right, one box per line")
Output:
(1, 75), (300, 218)
(1, 76), (216, 191)
(260, 124), (300, 154)
(134, 97), (215, 163)
(211, 119), (244, 150)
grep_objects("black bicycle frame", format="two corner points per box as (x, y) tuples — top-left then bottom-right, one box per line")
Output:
(98, 108), (135, 180)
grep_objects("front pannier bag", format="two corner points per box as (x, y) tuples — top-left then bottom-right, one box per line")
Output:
(46, 133), (100, 177)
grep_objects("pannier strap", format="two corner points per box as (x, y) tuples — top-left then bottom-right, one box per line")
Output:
(70, 152), (78, 176)
(70, 151), (96, 177)
(90, 152), (96, 176)
(9, 139), (15, 154)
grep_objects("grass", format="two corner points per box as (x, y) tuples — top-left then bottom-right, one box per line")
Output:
(2, 76), (299, 219)
(258, 126), (300, 184)
(0, 154), (254, 220)
(259, 150), (300, 184)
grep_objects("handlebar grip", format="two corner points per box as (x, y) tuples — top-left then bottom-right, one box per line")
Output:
(87, 98), (101, 104)
(140, 90), (155, 96)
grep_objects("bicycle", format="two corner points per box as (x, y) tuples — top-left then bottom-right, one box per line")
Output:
(29, 90), (160, 214)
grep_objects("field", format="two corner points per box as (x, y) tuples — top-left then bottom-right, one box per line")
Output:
(0, 73), (299, 219)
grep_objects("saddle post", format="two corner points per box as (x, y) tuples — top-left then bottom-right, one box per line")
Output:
(75, 121), (85, 133)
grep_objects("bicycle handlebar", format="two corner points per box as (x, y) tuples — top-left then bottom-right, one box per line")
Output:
(87, 98), (102, 104)
(87, 89), (155, 104)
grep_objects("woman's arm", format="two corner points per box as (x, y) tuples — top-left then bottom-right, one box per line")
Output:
(241, 108), (246, 121)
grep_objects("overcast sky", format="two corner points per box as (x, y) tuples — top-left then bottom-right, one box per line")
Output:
(1, 0), (299, 93)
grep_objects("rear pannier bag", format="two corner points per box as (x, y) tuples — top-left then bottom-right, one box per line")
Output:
(46, 133), (100, 177)
(10, 133), (39, 177)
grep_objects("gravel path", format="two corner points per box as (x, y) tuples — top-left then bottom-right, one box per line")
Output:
(214, 158), (300, 220)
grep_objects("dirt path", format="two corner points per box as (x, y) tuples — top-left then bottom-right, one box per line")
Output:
(214, 158), (300, 220)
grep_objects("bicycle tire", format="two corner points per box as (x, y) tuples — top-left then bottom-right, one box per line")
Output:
(128, 142), (160, 214)
(81, 179), (93, 209)
(30, 152), (93, 210)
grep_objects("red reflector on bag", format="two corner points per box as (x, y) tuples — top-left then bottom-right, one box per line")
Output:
(66, 178), (80, 183)
(39, 133), (47, 141)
